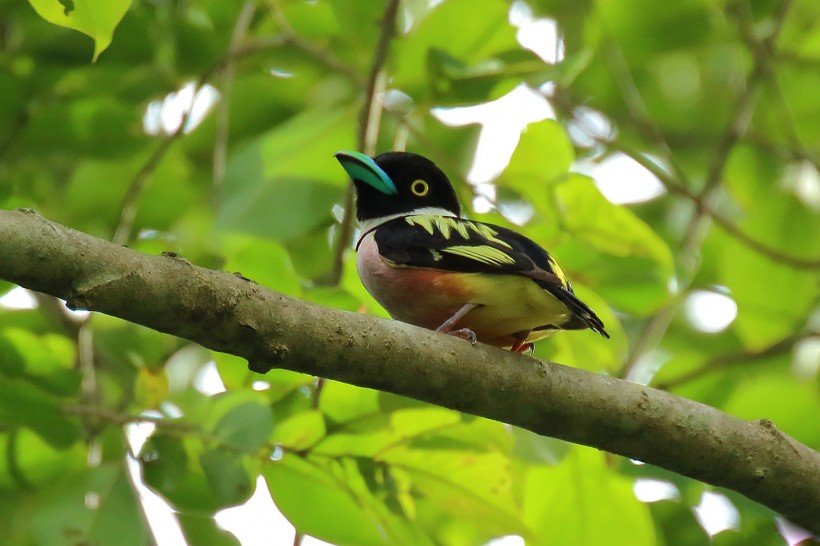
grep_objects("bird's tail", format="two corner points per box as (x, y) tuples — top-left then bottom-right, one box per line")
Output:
(551, 288), (610, 339)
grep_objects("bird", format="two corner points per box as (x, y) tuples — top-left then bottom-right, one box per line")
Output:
(334, 150), (609, 352)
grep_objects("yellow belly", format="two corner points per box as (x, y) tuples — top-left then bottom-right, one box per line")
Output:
(356, 232), (571, 347)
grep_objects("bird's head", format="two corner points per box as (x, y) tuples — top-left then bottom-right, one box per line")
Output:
(335, 151), (461, 221)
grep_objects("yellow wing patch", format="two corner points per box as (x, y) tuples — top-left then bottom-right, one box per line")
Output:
(441, 245), (517, 266)
(548, 255), (569, 288)
(405, 215), (437, 235)
(405, 215), (512, 249)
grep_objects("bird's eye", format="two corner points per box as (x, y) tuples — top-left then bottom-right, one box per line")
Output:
(410, 179), (429, 197)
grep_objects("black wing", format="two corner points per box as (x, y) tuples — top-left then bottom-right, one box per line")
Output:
(373, 214), (609, 338)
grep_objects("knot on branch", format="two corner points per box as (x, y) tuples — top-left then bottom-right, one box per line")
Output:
(232, 271), (256, 283)
(162, 251), (192, 266)
(65, 294), (91, 311)
(247, 343), (290, 375)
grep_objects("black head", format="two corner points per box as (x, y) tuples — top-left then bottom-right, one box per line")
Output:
(335, 151), (461, 221)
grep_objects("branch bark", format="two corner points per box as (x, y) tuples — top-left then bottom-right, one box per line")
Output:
(1, 208), (819, 533)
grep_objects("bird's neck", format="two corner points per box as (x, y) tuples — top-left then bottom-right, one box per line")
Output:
(356, 207), (458, 247)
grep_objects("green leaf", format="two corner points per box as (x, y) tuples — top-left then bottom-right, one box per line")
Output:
(523, 447), (655, 545)
(272, 410), (326, 451)
(0, 428), (87, 488)
(717, 200), (820, 349)
(255, 369), (315, 404)
(551, 174), (674, 314)
(281, 0), (340, 40)
(554, 174), (672, 265)
(427, 48), (552, 103)
(27, 0), (132, 60)
(302, 285), (366, 313)
(211, 397), (274, 452)
(214, 352), (315, 400)
(0, 329), (79, 395)
(222, 234), (302, 297)
(409, 414), (513, 454)
(328, 0), (383, 49)
(213, 352), (254, 391)
(23, 97), (143, 159)
(314, 407), (462, 457)
(141, 433), (227, 512)
(320, 381), (381, 424)
(0, 329), (26, 376)
(380, 447), (530, 539)
(649, 500), (710, 546)
(718, 144), (820, 349)
(30, 462), (150, 546)
(178, 513), (242, 546)
(265, 455), (407, 546)
(511, 426), (570, 466)
(218, 107), (355, 242)
(200, 447), (256, 507)
(393, 0), (519, 99)
(721, 238), (818, 350)
(500, 119), (576, 191)
(723, 373), (820, 449)
(0, 378), (81, 449)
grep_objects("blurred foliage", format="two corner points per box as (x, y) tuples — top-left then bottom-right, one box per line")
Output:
(1, 0), (819, 545)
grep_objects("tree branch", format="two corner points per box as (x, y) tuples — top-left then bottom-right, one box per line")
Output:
(1, 208), (819, 533)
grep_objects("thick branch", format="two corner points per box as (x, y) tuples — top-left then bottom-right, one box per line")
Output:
(1, 208), (818, 533)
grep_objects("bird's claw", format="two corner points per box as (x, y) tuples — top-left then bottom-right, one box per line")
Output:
(448, 328), (477, 345)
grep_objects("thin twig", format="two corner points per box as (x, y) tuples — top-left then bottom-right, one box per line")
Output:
(736, 0), (817, 166)
(76, 318), (106, 472)
(63, 405), (198, 432)
(77, 320), (97, 405)
(657, 331), (817, 390)
(63, 404), (282, 459)
(603, 41), (685, 181)
(745, 130), (820, 170)
(112, 133), (184, 245)
(264, 0), (364, 85)
(613, 142), (820, 270)
(329, 0), (402, 286)
(213, 1), (257, 207)
(63, 404), (273, 460)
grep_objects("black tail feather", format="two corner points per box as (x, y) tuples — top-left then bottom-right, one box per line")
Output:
(550, 287), (610, 339)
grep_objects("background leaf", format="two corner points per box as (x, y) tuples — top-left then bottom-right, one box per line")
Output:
(27, 0), (133, 60)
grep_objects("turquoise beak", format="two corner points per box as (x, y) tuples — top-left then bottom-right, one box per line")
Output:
(335, 151), (398, 195)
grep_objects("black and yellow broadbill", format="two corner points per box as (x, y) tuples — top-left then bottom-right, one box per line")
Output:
(335, 150), (609, 352)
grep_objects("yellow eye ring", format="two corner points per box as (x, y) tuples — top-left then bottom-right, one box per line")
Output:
(410, 179), (429, 196)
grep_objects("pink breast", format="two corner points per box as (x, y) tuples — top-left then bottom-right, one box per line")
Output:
(357, 233), (470, 329)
